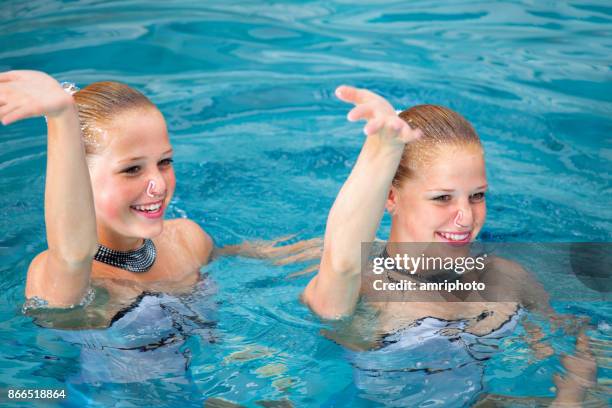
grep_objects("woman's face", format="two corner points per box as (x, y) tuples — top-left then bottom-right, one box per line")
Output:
(388, 143), (487, 245)
(87, 107), (175, 246)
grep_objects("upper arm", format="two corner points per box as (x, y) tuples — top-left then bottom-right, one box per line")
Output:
(175, 219), (213, 266)
(26, 250), (92, 307)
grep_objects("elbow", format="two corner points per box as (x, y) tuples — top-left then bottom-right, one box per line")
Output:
(300, 246), (362, 320)
(25, 251), (92, 308)
(303, 294), (354, 321)
(302, 276), (356, 321)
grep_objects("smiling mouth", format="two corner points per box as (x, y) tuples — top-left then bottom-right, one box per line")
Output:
(436, 231), (471, 244)
(130, 200), (163, 213)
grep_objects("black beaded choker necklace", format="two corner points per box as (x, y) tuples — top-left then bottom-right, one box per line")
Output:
(94, 239), (156, 273)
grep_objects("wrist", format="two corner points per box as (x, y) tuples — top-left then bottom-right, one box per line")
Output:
(46, 101), (78, 124)
(363, 133), (404, 159)
(45, 102), (82, 140)
(46, 97), (77, 120)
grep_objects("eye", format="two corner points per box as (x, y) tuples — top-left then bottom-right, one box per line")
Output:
(158, 158), (174, 166)
(122, 165), (141, 175)
(470, 192), (486, 202)
(433, 195), (452, 202)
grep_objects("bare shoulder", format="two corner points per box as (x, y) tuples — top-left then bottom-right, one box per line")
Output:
(484, 255), (549, 309)
(163, 218), (213, 265)
(484, 255), (531, 280)
(476, 256), (530, 299)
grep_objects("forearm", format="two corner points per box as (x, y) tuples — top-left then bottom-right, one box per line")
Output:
(44, 105), (97, 263)
(323, 134), (403, 274)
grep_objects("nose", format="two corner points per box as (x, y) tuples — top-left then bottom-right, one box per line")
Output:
(145, 171), (166, 198)
(454, 199), (473, 228)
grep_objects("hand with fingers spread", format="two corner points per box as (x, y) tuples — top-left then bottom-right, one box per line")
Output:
(216, 235), (323, 263)
(335, 85), (421, 148)
(0, 70), (75, 126)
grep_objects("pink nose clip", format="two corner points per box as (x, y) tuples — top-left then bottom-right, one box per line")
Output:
(454, 210), (464, 228)
(146, 180), (156, 198)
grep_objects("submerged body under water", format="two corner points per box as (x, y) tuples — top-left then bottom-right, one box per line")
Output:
(25, 277), (218, 373)
(336, 310), (524, 407)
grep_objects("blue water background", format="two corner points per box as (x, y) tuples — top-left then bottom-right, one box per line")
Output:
(0, 1), (610, 407)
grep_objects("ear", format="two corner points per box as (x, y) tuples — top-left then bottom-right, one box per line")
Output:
(385, 186), (398, 215)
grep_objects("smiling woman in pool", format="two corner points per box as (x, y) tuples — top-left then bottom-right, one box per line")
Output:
(302, 85), (596, 406)
(0, 70), (319, 327)
(0, 70), (320, 385)
(0, 70), (213, 315)
(302, 85), (540, 327)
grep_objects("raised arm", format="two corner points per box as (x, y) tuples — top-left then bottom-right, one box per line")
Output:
(0, 70), (97, 307)
(302, 86), (421, 319)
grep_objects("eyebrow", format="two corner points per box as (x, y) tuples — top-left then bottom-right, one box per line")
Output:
(118, 149), (173, 164)
(426, 185), (488, 192)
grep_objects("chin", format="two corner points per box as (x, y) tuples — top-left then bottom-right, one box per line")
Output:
(140, 224), (164, 239)
(126, 207), (166, 237)
(123, 220), (164, 240)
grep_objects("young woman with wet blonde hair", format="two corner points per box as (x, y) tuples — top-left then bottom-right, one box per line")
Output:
(0, 70), (211, 314)
(303, 86), (597, 406)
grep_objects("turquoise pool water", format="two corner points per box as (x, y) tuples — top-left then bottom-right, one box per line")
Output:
(0, 1), (610, 407)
